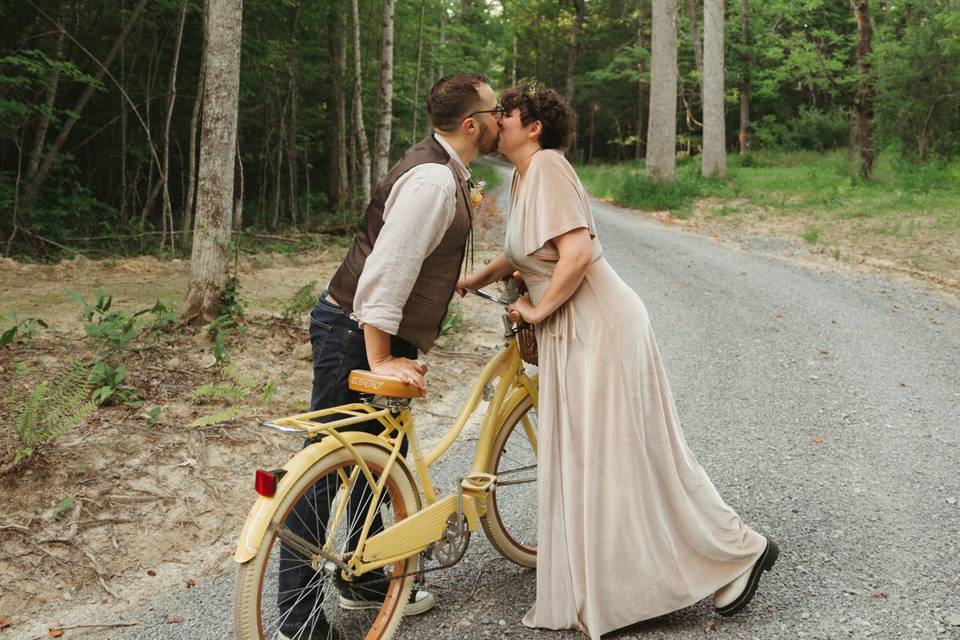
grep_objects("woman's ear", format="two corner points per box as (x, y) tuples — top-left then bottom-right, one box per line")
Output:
(528, 120), (543, 141)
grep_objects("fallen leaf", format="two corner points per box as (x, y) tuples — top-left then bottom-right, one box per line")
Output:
(48, 629), (64, 638)
(774, 312), (785, 319)
(146, 569), (157, 577)
(810, 435), (824, 445)
(872, 591), (888, 599)
(706, 620), (718, 631)
(185, 578), (196, 588)
(0, 616), (11, 630)
(166, 616), (185, 624)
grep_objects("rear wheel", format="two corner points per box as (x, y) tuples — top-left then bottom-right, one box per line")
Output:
(234, 443), (419, 640)
(480, 396), (538, 568)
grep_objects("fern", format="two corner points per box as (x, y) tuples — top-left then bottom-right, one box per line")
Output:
(224, 365), (255, 390)
(281, 281), (318, 320)
(187, 407), (242, 428)
(9, 361), (95, 464)
(192, 384), (246, 403)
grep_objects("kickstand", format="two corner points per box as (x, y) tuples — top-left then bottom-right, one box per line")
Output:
(415, 552), (427, 588)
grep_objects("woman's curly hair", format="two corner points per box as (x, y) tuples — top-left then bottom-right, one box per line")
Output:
(500, 81), (576, 150)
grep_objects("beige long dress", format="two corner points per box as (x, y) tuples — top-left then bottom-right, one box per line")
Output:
(507, 150), (766, 639)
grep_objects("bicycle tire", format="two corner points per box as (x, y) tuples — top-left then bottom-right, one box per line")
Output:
(480, 396), (538, 568)
(234, 443), (419, 640)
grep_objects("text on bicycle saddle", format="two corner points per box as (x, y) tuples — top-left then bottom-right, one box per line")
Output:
(348, 370), (423, 398)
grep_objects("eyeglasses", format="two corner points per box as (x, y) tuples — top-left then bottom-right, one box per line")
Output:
(467, 104), (506, 119)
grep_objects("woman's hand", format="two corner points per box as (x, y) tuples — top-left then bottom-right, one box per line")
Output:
(507, 293), (539, 324)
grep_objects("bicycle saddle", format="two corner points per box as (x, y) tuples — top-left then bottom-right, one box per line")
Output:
(348, 370), (423, 398)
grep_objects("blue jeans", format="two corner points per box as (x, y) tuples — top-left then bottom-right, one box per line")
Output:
(277, 293), (416, 636)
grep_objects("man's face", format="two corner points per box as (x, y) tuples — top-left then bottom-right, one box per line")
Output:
(472, 83), (501, 154)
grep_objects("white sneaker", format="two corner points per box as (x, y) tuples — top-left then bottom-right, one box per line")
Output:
(339, 588), (436, 616)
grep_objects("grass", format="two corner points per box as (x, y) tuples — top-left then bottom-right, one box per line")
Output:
(577, 150), (960, 281)
(578, 151), (960, 224)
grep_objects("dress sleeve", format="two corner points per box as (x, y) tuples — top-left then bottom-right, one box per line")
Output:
(521, 150), (597, 257)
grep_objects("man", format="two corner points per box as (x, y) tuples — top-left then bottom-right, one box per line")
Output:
(277, 73), (503, 640)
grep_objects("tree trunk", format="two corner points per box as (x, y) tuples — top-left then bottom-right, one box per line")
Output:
(852, 0), (874, 180)
(328, 0), (350, 212)
(372, 0), (395, 186)
(646, 0), (678, 181)
(411, 2), (425, 143)
(635, 3), (647, 160)
(701, 0), (726, 177)
(686, 0), (704, 93)
(738, 0), (750, 154)
(565, 0), (586, 103)
(285, 1), (301, 228)
(183, 49), (206, 249)
(183, 0), (243, 325)
(26, 10), (65, 182)
(350, 0), (372, 208)
(160, 0), (189, 253)
(21, 0), (150, 212)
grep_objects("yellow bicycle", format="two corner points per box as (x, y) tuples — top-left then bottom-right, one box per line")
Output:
(233, 292), (539, 640)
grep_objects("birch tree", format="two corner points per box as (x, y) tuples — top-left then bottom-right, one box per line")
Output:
(183, 0), (243, 324)
(646, 0), (678, 181)
(701, 0), (726, 177)
(373, 0), (395, 186)
(350, 0), (371, 207)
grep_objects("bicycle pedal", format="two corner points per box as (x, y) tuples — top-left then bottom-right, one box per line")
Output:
(460, 472), (496, 496)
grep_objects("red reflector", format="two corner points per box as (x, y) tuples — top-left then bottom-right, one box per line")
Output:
(255, 469), (278, 497)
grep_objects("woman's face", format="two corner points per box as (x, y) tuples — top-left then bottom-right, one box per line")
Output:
(497, 107), (537, 155)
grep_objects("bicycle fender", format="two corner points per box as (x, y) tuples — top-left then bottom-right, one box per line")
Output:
(233, 432), (405, 564)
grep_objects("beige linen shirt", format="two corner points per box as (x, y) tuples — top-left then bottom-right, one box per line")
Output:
(351, 134), (471, 337)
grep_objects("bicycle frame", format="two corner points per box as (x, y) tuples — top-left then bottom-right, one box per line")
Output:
(233, 330), (538, 578)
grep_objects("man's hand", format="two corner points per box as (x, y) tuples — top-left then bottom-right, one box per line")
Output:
(369, 354), (428, 396)
(456, 274), (477, 298)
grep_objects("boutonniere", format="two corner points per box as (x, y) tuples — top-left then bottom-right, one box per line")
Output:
(469, 179), (486, 206)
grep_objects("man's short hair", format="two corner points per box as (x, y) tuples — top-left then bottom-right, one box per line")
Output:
(427, 73), (490, 132)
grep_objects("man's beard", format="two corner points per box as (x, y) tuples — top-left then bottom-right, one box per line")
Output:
(477, 119), (500, 154)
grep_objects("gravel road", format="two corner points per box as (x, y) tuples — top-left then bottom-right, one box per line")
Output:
(107, 163), (960, 640)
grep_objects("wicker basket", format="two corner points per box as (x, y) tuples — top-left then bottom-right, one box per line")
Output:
(516, 322), (538, 366)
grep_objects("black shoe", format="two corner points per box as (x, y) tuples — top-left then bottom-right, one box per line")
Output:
(715, 538), (779, 617)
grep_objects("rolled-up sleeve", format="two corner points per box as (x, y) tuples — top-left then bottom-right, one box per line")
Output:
(353, 163), (457, 336)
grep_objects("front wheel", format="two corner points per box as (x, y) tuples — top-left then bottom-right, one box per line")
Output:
(480, 396), (538, 568)
(234, 443), (420, 640)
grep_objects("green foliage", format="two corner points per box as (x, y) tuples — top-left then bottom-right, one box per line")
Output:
(281, 280), (318, 320)
(578, 158), (733, 215)
(801, 226), (821, 244)
(8, 360), (96, 464)
(51, 496), (76, 520)
(0, 310), (48, 346)
(440, 299), (464, 335)
(207, 277), (246, 365)
(87, 360), (140, 407)
(186, 407), (243, 429)
(188, 364), (272, 427)
(192, 384), (246, 403)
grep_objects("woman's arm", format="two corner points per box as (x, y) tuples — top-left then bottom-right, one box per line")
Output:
(508, 228), (593, 324)
(457, 252), (515, 295)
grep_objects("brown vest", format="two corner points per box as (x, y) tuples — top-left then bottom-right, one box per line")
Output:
(327, 135), (473, 353)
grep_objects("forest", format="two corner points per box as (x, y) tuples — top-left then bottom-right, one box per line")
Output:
(2, 0), (958, 262)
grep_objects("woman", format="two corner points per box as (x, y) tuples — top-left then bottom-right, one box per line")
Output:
(458, 83), (778, 639)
